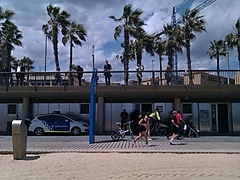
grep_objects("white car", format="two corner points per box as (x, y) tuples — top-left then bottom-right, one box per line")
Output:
(29, 113), (89, 136)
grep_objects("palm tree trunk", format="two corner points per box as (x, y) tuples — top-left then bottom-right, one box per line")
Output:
(159, 56), (163, 85)
(69, 40), (74, 85)
(124, 29), (129, 85)
(69, 40), (73, 71)
(53, 25), (59, 70)
(217, 52), (220, 84)
(238, 45), (240, 69)
(186, 40), (193, 85)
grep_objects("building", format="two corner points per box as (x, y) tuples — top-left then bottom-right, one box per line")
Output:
(0, 70), (240, 135)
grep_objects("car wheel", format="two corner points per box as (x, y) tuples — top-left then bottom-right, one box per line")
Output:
(34, 127), (44, 136)
(71, 127), (81, 136)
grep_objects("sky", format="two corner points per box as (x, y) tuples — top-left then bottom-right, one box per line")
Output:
(1, 0), (240, 73)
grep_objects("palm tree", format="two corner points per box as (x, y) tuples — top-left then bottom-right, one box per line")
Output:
(21, 56), (35, 72)
(163, 24), (184, 84)
(0, 6), (14, 21)
(62, 21), (87, 71)
(154, 38), (165, 85)
(42, 4), (70, 70)
(207, 39), (226, 84)
(1, 20), (23, 69)
(132, 30), (154, 65)
(225, 18), (240, 69)
(182, 9), (206, 85)
(109, 4), (145, 85)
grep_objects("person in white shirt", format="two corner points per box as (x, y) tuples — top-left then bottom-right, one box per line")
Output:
(136, 63), (144, 85)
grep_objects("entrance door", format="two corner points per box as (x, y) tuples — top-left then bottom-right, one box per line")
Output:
(218, 104), (228, 133)
(141, 104), (152, 114)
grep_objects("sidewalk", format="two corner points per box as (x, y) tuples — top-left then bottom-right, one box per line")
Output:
(1, 135), (240, 154)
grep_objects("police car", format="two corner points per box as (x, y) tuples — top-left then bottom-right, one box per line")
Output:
(29, 113), (89, 136)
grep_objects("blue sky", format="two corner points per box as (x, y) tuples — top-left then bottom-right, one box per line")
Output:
(1, 0), (240, 73)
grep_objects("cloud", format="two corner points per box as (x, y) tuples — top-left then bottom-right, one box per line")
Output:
(1, 0), (239, 73)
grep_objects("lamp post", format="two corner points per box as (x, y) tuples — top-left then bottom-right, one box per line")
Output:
(92, 45), (95, 71)
(225, 42), (230, 84)
(152, 60), (154, 85)
(44, 35), (47, 85)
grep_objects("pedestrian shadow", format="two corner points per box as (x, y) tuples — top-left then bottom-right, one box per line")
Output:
(93, 139), (128, 143)
(21, 155), (40, 161)
(171, 143), (187, 145)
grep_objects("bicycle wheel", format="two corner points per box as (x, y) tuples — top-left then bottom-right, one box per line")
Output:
(111, 131), (120, 141)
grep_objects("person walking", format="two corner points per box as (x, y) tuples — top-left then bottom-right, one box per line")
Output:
(120, 109), (128, 131)
(103, 60), (112, 85)
(169, 111), (181, 145)
(20, 62), (25, 86)
(148, 108), (161, 140)
(54, 67), (62, 86)
(165, 61), (173, 85)
(2, 65), (9, 86)
(130, 108), (140, 135)
(76, 65), (83, 86)
(136, 63), (144, 85)
(132, 113), (149, 146)
(16, 61), (21, 86)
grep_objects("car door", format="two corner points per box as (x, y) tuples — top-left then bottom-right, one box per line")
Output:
(54, 115), (70, 132)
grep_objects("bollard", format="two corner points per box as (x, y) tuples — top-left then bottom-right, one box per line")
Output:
(12, 120), (28, 160)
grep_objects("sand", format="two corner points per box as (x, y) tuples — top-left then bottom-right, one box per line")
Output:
(1, 153), (240, 180)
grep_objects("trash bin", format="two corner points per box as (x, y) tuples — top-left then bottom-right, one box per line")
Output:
(12, 120), (28, 160)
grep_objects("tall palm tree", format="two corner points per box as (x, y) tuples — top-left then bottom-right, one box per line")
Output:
(182, 9), (206, 85)
(109, 4), (145, 85)
(163, 24), (184, 64)
(62, 21), (87, 71)
(154, 39), (165, 85)
(225, 18), (240, 69)
(132, 30), (154, 65)
(0, 6), (14, 21)
(0, 6), (14, 34)
(21, 56), (35, 72)
(207, 39), (226, 84)
(1, 20), (23, 69)
(42, 4), (70, 70)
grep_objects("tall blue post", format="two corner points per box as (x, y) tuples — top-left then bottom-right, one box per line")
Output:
(89, 68), (97, 144)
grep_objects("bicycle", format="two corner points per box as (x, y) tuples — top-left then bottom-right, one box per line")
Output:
(111, 121), (134, 141)
(150, 120), (169, 136)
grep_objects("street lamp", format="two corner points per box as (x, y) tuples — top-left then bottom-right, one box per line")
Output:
(44, 35), (47, 85)
(152, 60), (154, 71)
(225, 42), (230, 84)
(44, 35), (47, 72)
(92, 45), (95, 71)
(152, 60), (154, 84)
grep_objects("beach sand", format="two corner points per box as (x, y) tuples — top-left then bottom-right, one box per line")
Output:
(1, 153), (240, 180)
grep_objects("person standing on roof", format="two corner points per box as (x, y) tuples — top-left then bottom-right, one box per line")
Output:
(148, 107), (161, 140)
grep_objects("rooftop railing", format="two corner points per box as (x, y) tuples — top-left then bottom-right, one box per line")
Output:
(0, 70), (239, 87)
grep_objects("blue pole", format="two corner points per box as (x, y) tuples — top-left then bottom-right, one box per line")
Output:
(89, 68), (97, 144)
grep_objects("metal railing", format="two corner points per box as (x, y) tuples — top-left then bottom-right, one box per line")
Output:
(0, 70), (239, 87)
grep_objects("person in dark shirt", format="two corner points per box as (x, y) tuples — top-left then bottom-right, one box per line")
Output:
(103, 60), (112, 85)
(120, 109), (128, 130)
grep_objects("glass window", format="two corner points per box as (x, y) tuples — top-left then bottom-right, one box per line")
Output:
(182, 104), (192, 114)
(81, 104), (89, 114)
(38, 115), (55, 121)
(8, 104), (17, 114)
(55, 115), (68, 122)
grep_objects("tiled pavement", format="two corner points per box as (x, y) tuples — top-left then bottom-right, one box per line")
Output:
(1, 135), (240, 154)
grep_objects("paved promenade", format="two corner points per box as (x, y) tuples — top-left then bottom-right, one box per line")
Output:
(1, 135), (240, 154)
